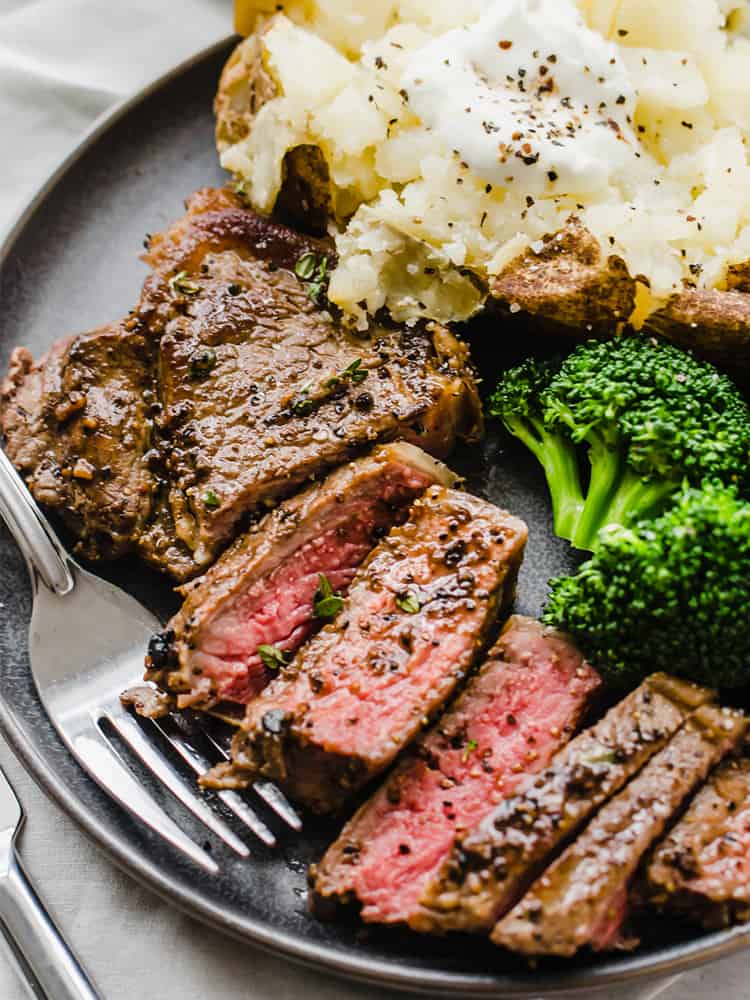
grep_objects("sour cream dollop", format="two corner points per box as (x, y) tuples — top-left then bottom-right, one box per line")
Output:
(403, 0), (644, 197)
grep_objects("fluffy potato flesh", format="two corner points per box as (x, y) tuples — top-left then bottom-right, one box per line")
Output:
(226, 0), (750, 330)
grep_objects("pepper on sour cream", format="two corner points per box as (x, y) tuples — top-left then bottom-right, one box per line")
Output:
(403, 0), (650, 199)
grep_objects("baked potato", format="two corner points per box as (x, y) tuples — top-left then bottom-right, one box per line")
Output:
(219, 2), (750, 375)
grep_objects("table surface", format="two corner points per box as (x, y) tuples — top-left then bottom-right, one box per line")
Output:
(0, 1), (743, 996)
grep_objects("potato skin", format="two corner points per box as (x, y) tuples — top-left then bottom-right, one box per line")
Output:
(215, 35), (332, 234)
(645, 289), (750, 382)
(489, 219), (636, 338)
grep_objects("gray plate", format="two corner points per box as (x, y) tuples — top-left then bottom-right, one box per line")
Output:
(0, 37), (748, 998)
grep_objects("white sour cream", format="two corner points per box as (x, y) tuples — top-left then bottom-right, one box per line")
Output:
(403, 0), (645, 197)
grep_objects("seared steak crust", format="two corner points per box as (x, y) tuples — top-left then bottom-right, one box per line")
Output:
(310, 617), (600, 926)
(419, 673), (715, 933)
(147, 443), (454, 709)
(1, 188), (481, 580)
(492, 704), (748, 957)
(1, 323), (155, 559)
(645, 754), (750, 929)
(206, 488), (528, 814)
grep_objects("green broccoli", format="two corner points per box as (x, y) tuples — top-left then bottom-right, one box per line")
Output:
(487, 357), (584, 538)
(543, 482), (750, 689)
(489, 336), (750, 551)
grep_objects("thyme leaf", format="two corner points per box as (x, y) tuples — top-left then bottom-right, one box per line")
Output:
(396, 591), (421, 614)
(169, 270), (200, 296)
(313, 573), (344, 620)
(258, 644), (290, 671)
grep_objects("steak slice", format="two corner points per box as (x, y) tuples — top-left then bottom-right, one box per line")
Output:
(204, 487), (528, 814)
(145, 443), (454, 709)
(645, 754), (750, 929)
(492, 704), (748, 957)
(138, 186), (482, 575)
(419, 673), (715, 933)
(1, 322), (155, 559)
(310, 616), (600, 926)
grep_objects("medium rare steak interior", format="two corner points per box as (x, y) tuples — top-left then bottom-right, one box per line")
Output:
(0, 187), (481, 581)
(492, 703), (748, 957)
(420, 673), (715, 933)
(645, 754), (750, 929)
(310, 616), (600, 927)
(145, 443), (454, 709)
(206, 487), (528, 814)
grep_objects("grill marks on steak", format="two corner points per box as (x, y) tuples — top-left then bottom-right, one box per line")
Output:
(645, 754), (750, 929)
(310, 616), (600, 926)
(147, 443), (454, 709)
(209, 488), (528, 814)
(0, 187), (481, 580)
(1, 323), (156, 559)
(419, 673), (715, 933)
(492, 704), (748, 956)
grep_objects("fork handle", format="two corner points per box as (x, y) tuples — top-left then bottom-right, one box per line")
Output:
(0, 450), (73, 595)
(0, 846), (99, 1000)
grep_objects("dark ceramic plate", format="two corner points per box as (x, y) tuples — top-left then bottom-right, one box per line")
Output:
(1, 38), (749, 998)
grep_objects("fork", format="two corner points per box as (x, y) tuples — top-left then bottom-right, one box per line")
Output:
(0, 449), (301, 871)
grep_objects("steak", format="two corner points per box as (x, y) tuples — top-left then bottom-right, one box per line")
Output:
(419, 673), (715, 933)
(145, 443), (454, 709)
(645, 754), (750, 929)
(310, 616), (600, 926)
(492, 704), (748, 957)
(204, 487), (528, 814)
(1, 187), (481, 580)
(1, 323), (155, 560)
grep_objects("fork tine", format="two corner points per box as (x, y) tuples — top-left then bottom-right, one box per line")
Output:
(71, 728), (218, 873)
(153, 723), (277, 848)
(201, 729), (303, 832)
(252, 781), (304, 832)
(103, 707), (251, 858)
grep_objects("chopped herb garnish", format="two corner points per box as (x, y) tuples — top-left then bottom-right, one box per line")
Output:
(582, 747), (617, 766)
(203, 489), (220, 509)
(258, 644), (289, 671)
(325, 358), (369, 390)
(313, 573), (344, 620)
(189, 348), (217, 379)
(462, 739), (478, 763)
(233, 179), (249, 199)
(295, 253), (330, 304)
(308, 255), (329, 304)
(396, 591), (421, 614)
(291, 387), (314, 417)
(169, 270), (200, 296)
(295, 252), (318, 280)
(343, 358), (368, 383)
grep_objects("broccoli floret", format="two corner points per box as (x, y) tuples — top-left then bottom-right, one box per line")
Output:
(487, 358), (584, 538)
(543, 482), (750, 689)
(490, 336), (750, 551)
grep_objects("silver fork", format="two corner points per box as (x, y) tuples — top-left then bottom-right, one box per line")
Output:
(0, 449), (301, 871)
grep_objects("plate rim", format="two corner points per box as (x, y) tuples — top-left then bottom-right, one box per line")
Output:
(1, 36), (750, 998)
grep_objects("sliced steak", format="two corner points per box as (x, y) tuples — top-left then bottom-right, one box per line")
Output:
(204, 487), (528, 814)
(310, 616), (600, 926)
(145, 443), (454, 709)
(138, 186), (482, 575)
(492, 704), (748, 957)
(419, 673), (715, 933)
(1, 322), (155, 559)
(1, 187), (481, 581)
(645, 754), (750, 929)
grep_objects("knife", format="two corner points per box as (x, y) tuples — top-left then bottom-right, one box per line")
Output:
(0, 761), (100, 999)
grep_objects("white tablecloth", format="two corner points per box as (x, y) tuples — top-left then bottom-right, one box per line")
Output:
(0, 2), (745, 996)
